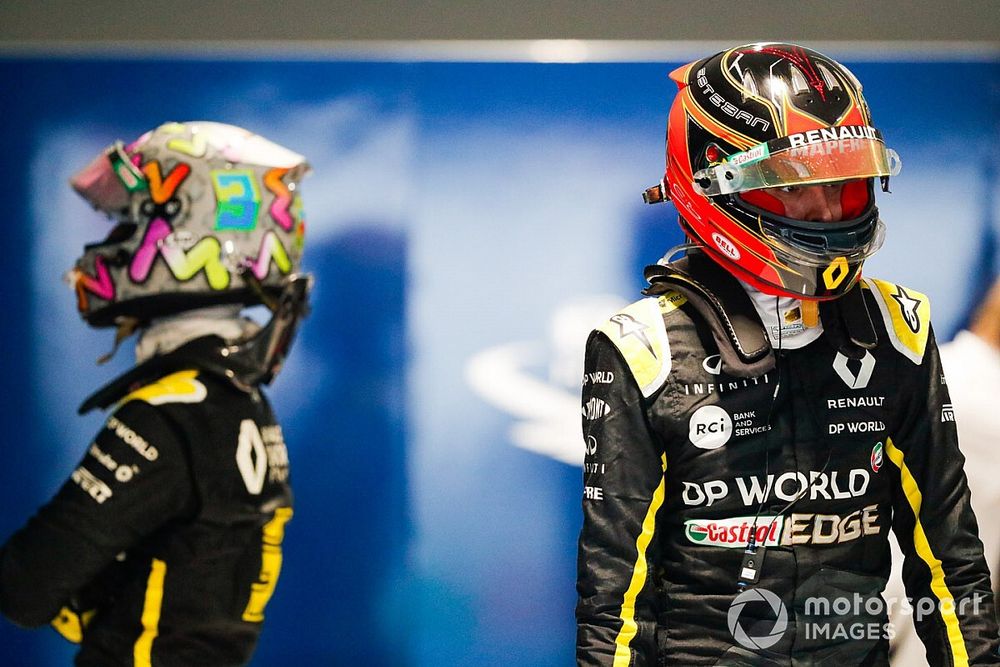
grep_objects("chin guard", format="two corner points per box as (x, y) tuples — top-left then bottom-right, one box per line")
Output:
(224, 270), (314, 389)
(79, 273), (313, 414)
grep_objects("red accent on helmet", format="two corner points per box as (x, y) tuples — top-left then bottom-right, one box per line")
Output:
(755, 45), (828, 101)
(840, 179), (870, 219)
(739, 189), (787, 216)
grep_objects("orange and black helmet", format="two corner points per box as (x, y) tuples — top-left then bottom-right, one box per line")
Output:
(645, 43), (901, 300)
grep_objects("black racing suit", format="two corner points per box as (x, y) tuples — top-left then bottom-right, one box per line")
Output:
(0, 336), (293, 667)
(576, 264), (1000, 666)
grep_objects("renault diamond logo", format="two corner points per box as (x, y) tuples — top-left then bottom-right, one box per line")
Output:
(832, 351), (876, 390)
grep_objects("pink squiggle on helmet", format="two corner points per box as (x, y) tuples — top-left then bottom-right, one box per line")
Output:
(130, 218), (172, 282)
(129, 217), (230, 290)
(248, 231), (292, 280)
(125, 130), (152, 153)
(77, 255), (116, 301)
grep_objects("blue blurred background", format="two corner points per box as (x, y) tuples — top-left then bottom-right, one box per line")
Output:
(0, 44), (997, 665)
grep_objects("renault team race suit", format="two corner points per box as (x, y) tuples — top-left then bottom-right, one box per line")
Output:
(0, 337), (293, 667)
(576, 271), (1000, 666)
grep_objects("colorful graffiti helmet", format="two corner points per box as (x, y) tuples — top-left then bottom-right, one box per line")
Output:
(644, 43), (901, 300)
(68, 121), (310, 327)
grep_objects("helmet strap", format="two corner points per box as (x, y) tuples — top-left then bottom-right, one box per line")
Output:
(801, 300), (820, 328)
(96, 317), (141, 365)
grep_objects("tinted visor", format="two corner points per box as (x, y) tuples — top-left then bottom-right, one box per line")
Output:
(69, 142), (147, 214)
(693, 126), (901, 196)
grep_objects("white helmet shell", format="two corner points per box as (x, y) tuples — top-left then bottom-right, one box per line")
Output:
(68, 121), (310, 327)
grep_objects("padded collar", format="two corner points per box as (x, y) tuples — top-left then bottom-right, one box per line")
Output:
(642, 250), (877, 375)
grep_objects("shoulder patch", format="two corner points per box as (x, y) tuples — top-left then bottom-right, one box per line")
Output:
(597, 291), (687, 397)
(864, 278), (931, 364)
(120, 370), (207, 406)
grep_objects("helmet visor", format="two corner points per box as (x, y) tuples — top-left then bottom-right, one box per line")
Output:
(69, 142), (147, 214)
(693, 126), (901, 196)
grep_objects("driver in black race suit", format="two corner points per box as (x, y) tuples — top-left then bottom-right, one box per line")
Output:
(576, 43), (1000, 666)
(0, 122), (312, 667)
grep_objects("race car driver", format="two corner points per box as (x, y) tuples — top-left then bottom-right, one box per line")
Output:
(0, 121), (312, 667)
(576, 43), (1000, 665)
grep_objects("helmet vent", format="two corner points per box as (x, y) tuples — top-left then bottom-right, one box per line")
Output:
(817, 64), (842, 92)
(789, 66), (810, 95)
(741, 71), (758, 102)
(789, 231), (828, 250)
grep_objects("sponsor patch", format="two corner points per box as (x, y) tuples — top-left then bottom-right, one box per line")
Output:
(712, 233), (741, 261)
(88, 443), (119, 471)
(864, 278), (931, 365)
(727, 142), (770, 167)
(786, 125), (879, 149)
(891, 285), (922, 334)
(261, 424), (291, 483)
(782, 504), (880, 545)
(582, 397), (611, 421)
(597, 297), (677, 398)
(682, 468), (871, 507)
(71, 466), (113, 504)
(695, 66), (771, 132)
(702, 354), (722, 375)
(582, 370), (614, 386)
(828, 420), (886, 436)
(686, 505), (880, 547)
(870, 442), (884, 473)
(732, 410), (772, 438)
(688, 405), (733, 449)
(88, 443), (140, 483)
(767, 322), (806, 340)
(610, 313), (655, 357)
(682, 372), (771, 396)
(685, 516), (784, 547)
(827, 396), (884, 409)
(106, 416), (159, 461)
